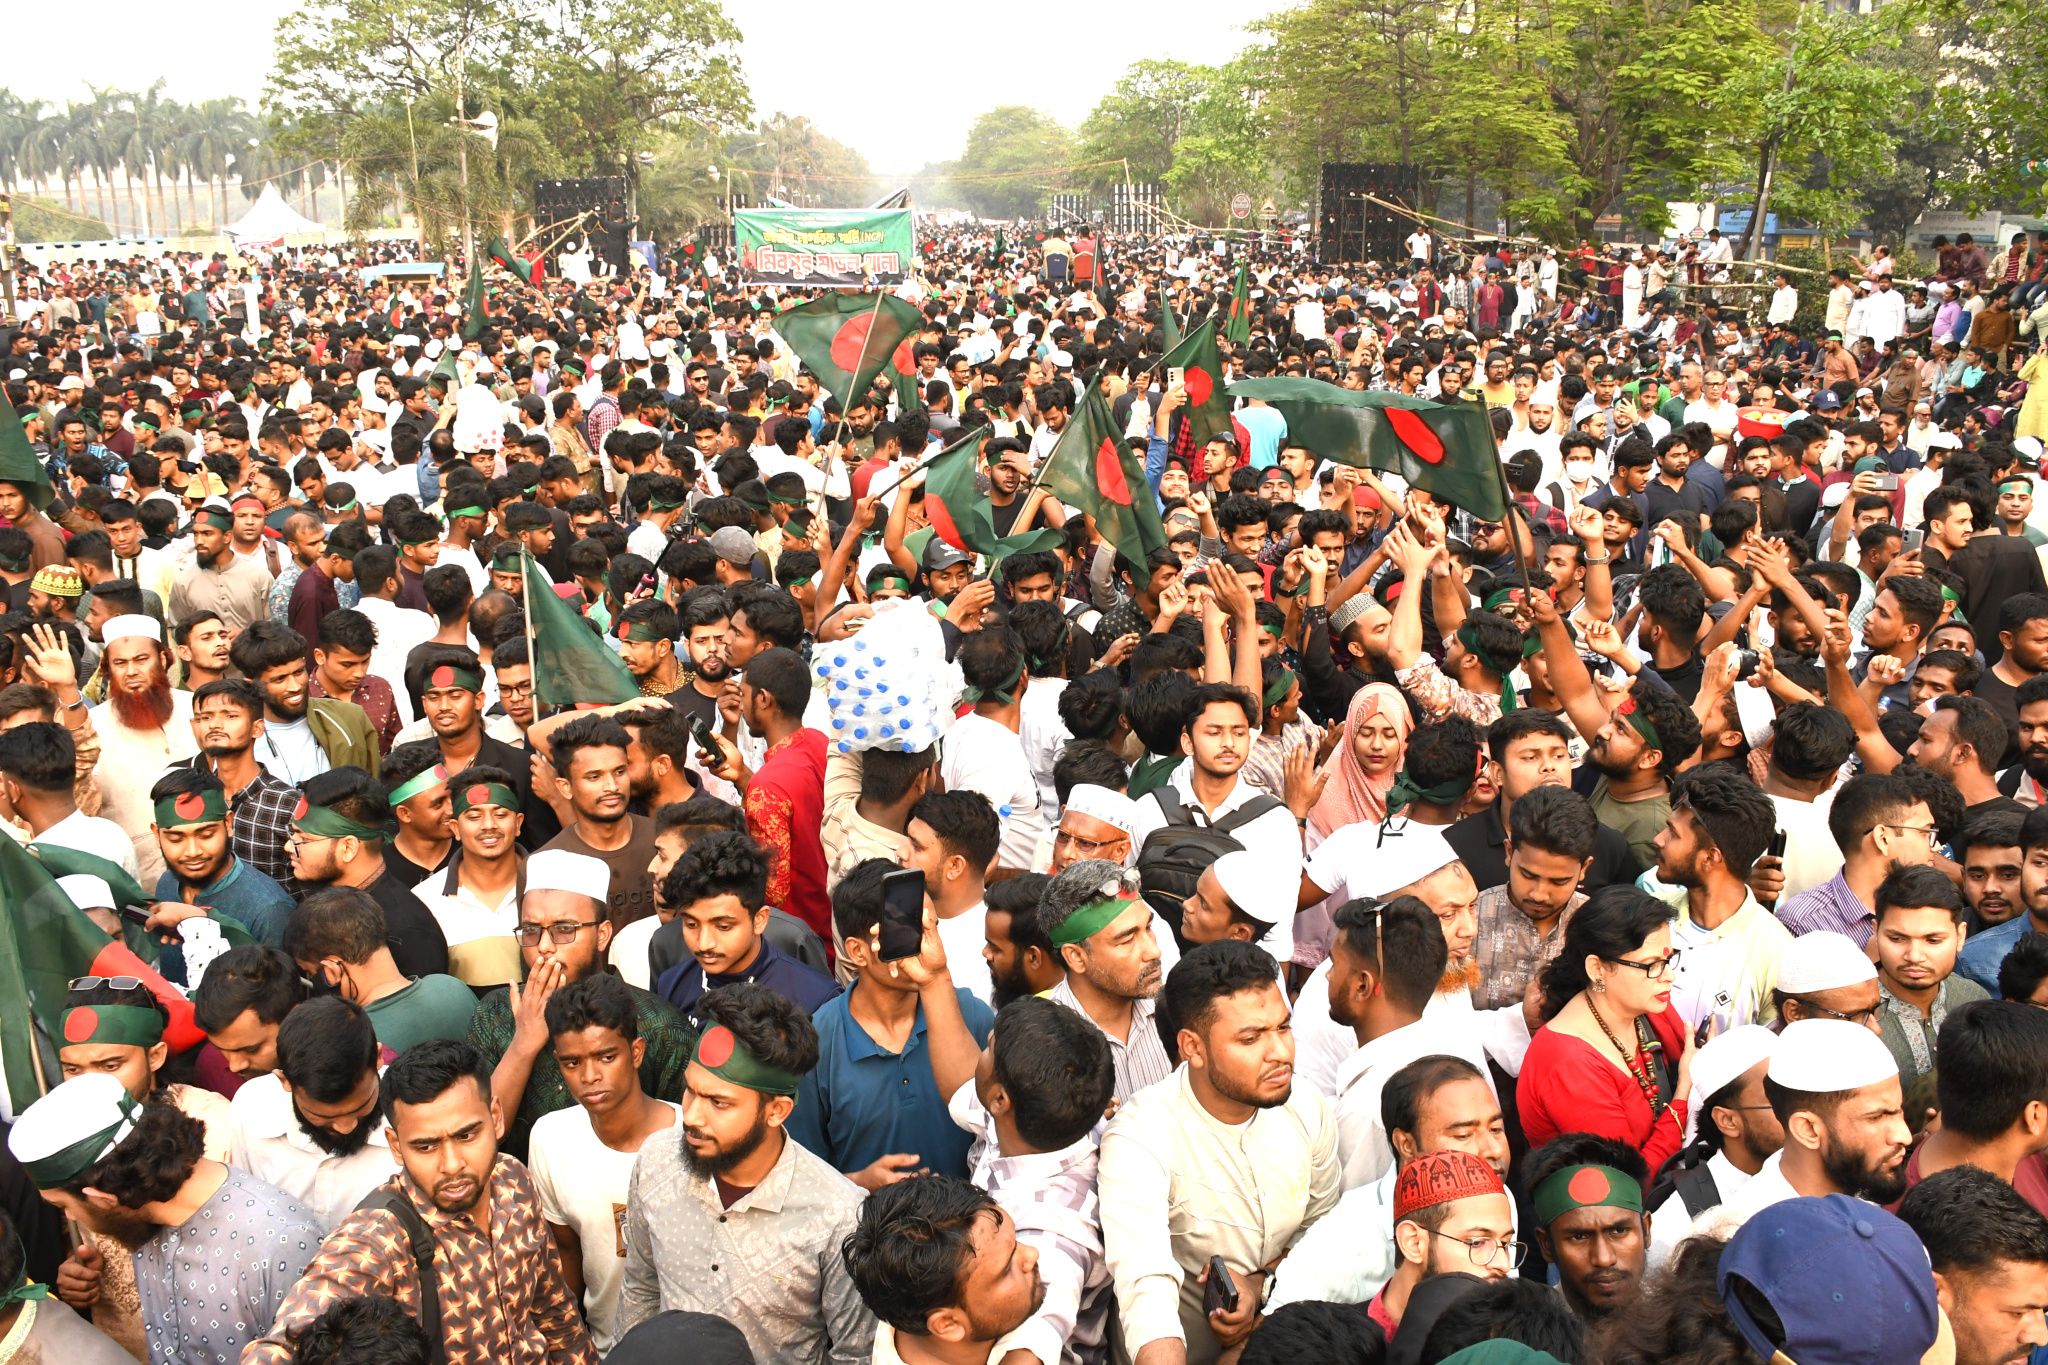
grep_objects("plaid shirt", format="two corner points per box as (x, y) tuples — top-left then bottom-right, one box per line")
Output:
(183, 755), (303, 899)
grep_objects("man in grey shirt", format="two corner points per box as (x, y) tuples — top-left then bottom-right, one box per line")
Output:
(10, 1072), (323, 1365)
(620, 983), (872, 1364)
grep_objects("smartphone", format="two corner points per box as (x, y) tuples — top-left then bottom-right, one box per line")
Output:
(1768, 829), (1788, 861)
(1734, 649), (1761, 681)
(1872, 472), (1901, 491)
(877, 869), (927, 961)
(1204, 1256), (1241, 1316)
(1166, 366), (1185, 391)
(687, 714), (719, 760)
(1902, 527), (1924, 553)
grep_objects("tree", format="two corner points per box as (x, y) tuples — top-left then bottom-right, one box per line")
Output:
(1077, 61), (1213, 189)
(1916, 0), (2048, 213)
(953, 107), (1076, 220)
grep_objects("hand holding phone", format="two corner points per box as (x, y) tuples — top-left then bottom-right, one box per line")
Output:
(877, 869), (927, 962)
(1203, 1256), (1241, 1317)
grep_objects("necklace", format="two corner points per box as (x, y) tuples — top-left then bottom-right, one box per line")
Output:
(1588, 996), (1664, 1115)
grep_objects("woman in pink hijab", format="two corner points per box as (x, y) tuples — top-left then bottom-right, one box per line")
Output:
(1307, 683), (1416, 846)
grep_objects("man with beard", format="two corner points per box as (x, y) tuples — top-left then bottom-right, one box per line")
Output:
(286, 886), (477, 1055)
(527, 974), (682, 1353)
(1040, 860), (1170, 1108)
(10, 1074), (324, 1365)
(1577, 677), (1700, 871)
(179, 678), (305, 896)
(148, 769), (293, 950)
(1649, 763), (1791, 1035)
(1997, 674), (2048, 805)
(1100, 941), (1341, 1365)
(540, 715), (660, 930)
(664, 587), (734, 736)
(1524, 1134), (1652, 1325)
(468, 849), (694, 1160)
(225, 995), (398, 1230)
(289, 769), (450, 980)
(241, 1040), (599, 1365)
(167, 504), (271, 634)
(230, 620), (380, 785)
(1781, 772), (1935, 947)
(1715, 1017), (1909, 1229)
(614, 599), (683, 698)
(844, 1177), (1049, 1365)
(1898, 1167), (2048, 1365)
(1326, 895), (1452, 1191)
(1979, 599), (2048, 768)
(88, 615), (198, 886)
(170, 610), (232, 692)
(617, 702), (701, 816)
(619, 982), (871, 1365)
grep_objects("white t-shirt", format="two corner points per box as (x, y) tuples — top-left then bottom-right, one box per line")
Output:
(940, 712), (1046, 872)
(528, 1101), (683, 1353)
(935, 900), (994, 1007)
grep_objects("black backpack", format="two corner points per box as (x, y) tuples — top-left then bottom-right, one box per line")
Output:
(353, 1185), (445, 1363)
(1135, 788), (1285, 946)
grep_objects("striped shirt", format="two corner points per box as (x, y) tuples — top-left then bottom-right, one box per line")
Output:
(1051, 977), (1175, 1106)
(1777, 870), (1875, 947)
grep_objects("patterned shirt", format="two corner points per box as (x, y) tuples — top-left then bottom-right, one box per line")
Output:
(619, 1130), (872, 1365)
(1395, 656), (1504, 728)
(1879, 974), (1989, 1080)
(1242, 717), (1322, 802)
(1777, 870), (1875, 947)
(1471, 883), (1585, 1011)
(183, 756), (304, 900)
(467, 975), (695, 1159)
(240, 1156), (597, 1365)
(136, 1164), (322, 1365)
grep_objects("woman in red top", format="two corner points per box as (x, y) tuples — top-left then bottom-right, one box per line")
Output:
(1519, 886), (1697, 1176)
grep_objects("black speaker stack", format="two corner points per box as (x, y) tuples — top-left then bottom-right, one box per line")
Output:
(1316, 163), (1422, 265)
(533, 176), (632, 273)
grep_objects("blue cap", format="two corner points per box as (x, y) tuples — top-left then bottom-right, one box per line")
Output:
(1812, 391), (1845, 412)
(1718, 1195), (1937, 1365)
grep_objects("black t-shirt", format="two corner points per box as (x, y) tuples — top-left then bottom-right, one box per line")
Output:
(1976, 666), (2023, 770)
(365, 866), (452, 978)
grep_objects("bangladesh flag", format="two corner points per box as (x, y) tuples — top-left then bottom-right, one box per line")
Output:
(460, 250), (487, 342)
(0, 396), (54, 511)
(1162, 318), (1230, 446)
(1229, 377), (1508, 521)
(483, 236), (519, 273)
(921, 427), (1064, 564)
(0, 839), (205, 1114)
(1161, 294), (1182, 353)
(1037, 379), (1166, 570)
(776, 292), (923, 409)
(523, 549), (639, 707)
(1223, 262), (1253, 345)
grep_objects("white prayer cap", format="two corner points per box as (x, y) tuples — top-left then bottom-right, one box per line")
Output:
(524, 849), (610, 902)
(100, 614), (162, 645)
(8, 1073), (140, 1189)
(1773, 930), (1876, 995)
(1212, 849), (1295, 929)
(56, 873), (115, 912)
(1355, 824), (1462, 899)
(1689, 1023), (1776, 1108)
(1770, 1018), (1898, 1094)
(1064, 784), (1138, 838)
(1530, 382), (1560, 408)
(1929, 432), (1962, 452)
(617, 322), (649, 362)
(2017, 436), (2045, 461)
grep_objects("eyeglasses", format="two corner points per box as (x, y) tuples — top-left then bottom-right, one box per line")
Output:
(1423, 1229), (1527, 1269)
(1602, 950), (1681, 981)
(1804, 1001), (1883, 1029)
(499, 680), (535, 698)
(70, 975), (143, 992)
(1054, 827), (1130, 858)
(1879, 823), (1941, 848)
(1077, 868), (1143, 900)
(515, 920), (602, 946)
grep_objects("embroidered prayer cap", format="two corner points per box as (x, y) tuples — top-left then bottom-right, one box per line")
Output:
(1393, 1149), (1506, 1223)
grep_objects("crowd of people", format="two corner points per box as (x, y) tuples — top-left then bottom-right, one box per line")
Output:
(0, 217), (2046, 1365)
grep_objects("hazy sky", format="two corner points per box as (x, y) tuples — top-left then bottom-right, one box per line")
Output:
(7, 0), (1269, 176)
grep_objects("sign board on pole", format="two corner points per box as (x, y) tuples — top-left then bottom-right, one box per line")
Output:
(1230, 193), (1253, 220)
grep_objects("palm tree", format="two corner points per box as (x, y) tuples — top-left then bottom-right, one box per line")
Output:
(130, 82), (182, 235)
(181, 99), (254, 227)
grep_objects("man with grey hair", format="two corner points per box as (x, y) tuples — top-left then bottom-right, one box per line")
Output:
(1040, 859), (1172, 1104)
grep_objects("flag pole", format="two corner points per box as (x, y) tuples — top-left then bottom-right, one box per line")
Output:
(842, 277), (892, 413)
(1467, 387), (1541, 596)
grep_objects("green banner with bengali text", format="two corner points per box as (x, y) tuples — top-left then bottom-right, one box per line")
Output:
(735, 208), (916, 285)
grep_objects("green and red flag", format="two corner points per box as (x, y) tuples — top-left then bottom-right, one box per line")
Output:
(523, 550), (640, 707)
(775, 291), (924, 409)
(1228, 377), (1508, 520)
(0, 839), (206, 1114)
(920, 427), (1064, 564)
(483, 236), (519, 273)
(1161, 318), (1230, 446)
(1223, 261), (1253, 345)
(0, 394), (55, 511)
(459, 250), (488, 343)
(1037, 379), (1167, 570)
(1161, 292), (1182, 353)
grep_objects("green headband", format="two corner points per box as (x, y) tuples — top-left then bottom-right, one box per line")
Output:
(400, 532), (437, 548)
(153, 787), (228, 829)
(868, 573), (913, 594)
(21, 1091), (141, 1188)
(197, 510), (233, 532)
(445, 504), (485, 520)
(1532, 1164), (1644, 1226)
(769, 491), (807, 507)
(1615, 691), (1661, 752)
(784, 575), (813, 589)
(60, 1003), (164, 1050)
(1387, 769), (1472, 816)
(1455, 624), (1521, 712)
(1050, 893), (1142, 948)
(422, 663), (484, 693)
(1481, 586), (1528, 614)
(334, 499), (359, 514)
(963, 657), (1026, 706)
(492, 546), (525, 567)
(649, 497), (688, 512)
(389, 764), (449, 806)
(692, 1023), (800, 1098)
(291, 799), (387, 841)
(451, 781), (519, 815)
(1263, 668), (1297, 709)
(616, 619), (669, 643)
(2000, 476), (2032, 492)
(0, 1249), (47, 1311)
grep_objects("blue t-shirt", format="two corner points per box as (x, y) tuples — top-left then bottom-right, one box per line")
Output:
(1235, 405), (1289, 471)
(786, 987), (995, 1180)
(153, 857), (295, 983)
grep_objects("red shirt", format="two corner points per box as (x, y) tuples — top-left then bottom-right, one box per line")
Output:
(1520, 1006), (1690, 1173)
(746, 728), (831, 944)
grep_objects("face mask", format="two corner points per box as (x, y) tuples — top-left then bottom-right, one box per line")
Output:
(1565, 460), (1594, 482)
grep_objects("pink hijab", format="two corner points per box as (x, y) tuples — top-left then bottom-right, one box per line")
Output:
(1309, 683), (1414, 840)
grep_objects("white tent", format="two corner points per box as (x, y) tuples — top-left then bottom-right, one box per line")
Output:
(225, 185), (326, 244)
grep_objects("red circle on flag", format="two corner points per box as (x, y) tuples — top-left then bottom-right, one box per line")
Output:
(891, 339), (917, 376)
(1567, 1167), (1613, 1205)
(1184, 366), (1214, 408)
(699, 1025), (736, 1067)
(431, 665), (457, 690)
(294, 796), (310, 820)
(173, 791), (207, 821)
(829, 315), (878, 373)
(926, 495), (965, 551)
(64, 1008), (99, 1043)
(1094, 439), (1133, 506)
(1386, 408), (1447, 464)
(466, 784), (492, 807)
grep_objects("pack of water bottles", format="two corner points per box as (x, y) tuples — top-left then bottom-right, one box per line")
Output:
(815, 599), (963, 755)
